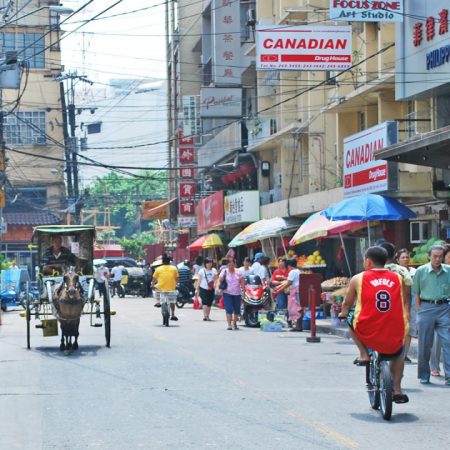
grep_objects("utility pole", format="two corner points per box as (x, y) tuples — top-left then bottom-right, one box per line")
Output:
(57, 71), (93, 223)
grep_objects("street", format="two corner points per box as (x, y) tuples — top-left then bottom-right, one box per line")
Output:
(0, 297), (448, 450)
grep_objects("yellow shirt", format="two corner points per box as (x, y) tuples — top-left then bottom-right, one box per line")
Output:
(153, 264), (178, 291)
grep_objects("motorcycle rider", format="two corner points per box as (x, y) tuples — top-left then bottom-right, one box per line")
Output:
(177, 260), (193, 300)
(152, 254), (179, 321)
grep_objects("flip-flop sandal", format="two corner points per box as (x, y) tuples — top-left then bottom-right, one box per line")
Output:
(431, 371), (441, 377)
(393, 394), (409, 404)
(353, 358), (370, 366)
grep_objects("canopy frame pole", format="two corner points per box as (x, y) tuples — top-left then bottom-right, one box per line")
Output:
(280, 233), (288, 257)
(367, 221), (372, 247)
(268, 238), (276, 261)
(339, 233), (352, 277)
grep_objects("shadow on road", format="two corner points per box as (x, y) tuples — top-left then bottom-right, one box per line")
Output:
(350, 412), (419, 423)
(32, 345), (104, 358)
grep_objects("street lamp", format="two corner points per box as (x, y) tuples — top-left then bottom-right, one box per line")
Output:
(2, 5), (74, 24)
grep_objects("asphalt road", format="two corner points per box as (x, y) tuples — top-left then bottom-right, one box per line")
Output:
(0, 297), (448, 450)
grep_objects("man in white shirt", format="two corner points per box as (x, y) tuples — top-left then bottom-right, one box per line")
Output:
(95, 265), (109, 297)
(251, 252), (265, 278)
(110, 264), (123, 297)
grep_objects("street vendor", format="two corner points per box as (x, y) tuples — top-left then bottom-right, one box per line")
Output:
(41, 235), (79, 275)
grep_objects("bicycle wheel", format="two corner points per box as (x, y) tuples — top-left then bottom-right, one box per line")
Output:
(161, 302), (170, 327)
(379, 361), (393, 420)
(368, 359), (380, 410)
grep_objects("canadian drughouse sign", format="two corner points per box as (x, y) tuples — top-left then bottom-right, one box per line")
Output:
(330, 1), (404, 22)
(343, 122), (397, 198)
(256, 26), (352, 71)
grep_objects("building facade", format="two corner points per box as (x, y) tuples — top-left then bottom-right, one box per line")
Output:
(1, 0), (67, 264)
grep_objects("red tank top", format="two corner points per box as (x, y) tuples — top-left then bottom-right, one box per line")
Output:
(353, 269), (407, 354)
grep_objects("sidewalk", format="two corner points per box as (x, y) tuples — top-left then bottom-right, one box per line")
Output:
(315, 318), (419, 359)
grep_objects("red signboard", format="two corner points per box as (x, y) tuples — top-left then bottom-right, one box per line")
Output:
(179, 147), (195, 163)
(197, 191), (224, 234)
(179, 182), (196, 198)
(179, 200), (195, 215)
(180, 135), (194, 146)
(180, 166), (195, 178)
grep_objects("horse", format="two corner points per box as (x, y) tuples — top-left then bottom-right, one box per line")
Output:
(52, 269), (86, 352)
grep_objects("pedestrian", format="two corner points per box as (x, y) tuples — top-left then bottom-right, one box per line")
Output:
(195, 258), (217, 321)
(395, 248), (417, 363)
(238, 257), (253, 278)
(110, 263), (123, 297)
(218, 258), (245, 330)
(142, 264), (153, 298)
(193, 256), (203, 275)
(275, 259), (303, 331)
(413, 244), (450, 385)
(259, 256), (271, 284)
(430, 245), (450, 376)
(271, 258), (290, 310)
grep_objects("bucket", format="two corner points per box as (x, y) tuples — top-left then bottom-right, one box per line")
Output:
(42, 319), (58, 337)
(302, 317), (311, 331)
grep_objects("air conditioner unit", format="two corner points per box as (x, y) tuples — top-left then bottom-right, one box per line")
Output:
(246, 9), (256, 27)
(33, 136), (47, 145)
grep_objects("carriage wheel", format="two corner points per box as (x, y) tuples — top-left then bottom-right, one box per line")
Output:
(103, 282), (111, 347)
(26, 283), (31, 350)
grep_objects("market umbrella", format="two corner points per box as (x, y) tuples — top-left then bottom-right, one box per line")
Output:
(289, 211), (367, 245)
(289, 211), (368, 276)
(228, 217), (299, 248)
(188, 233), (223, 250)
(323, 194), (416, 246)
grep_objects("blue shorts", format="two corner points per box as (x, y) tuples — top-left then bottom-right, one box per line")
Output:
(223, 293), (241, 315)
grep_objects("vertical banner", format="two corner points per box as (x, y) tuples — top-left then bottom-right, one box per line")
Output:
(213, 0), (241, 85)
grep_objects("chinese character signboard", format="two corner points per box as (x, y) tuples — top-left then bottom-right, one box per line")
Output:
(141, 200), (170, 220)
(396, 1), (450, 100)
(197, 191), (224, 234)
(224, 191), (260, 225)
(256, 26), (352, 71)
(180, 166), (195, 178)
(212, 0), (241, 85)
(200, 87), (242, 118)
(179, 147), (195, 163)
(178, 216), (197, 228)
(179, 182), (196, 198)
(179, 200), (195, 216)
(343, 122), (398, 198)
(330, 0), (403, 22)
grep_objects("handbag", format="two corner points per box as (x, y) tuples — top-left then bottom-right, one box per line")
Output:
(204, 270), (214, 290)
(219, 270), (228, 290)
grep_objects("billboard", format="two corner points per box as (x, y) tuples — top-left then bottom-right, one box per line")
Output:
(256, 25), (352, 71)
(141, 200), (169, 220)
(396, 1), (450, 99)
(224, 191), (260, 226)
(330, 0), (403, 22)
(197, 191), (224, 235)
(343, 122), (397, 198)
(200, 88), (242, 118)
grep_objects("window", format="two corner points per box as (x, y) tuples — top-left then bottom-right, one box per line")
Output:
(410, 221), (431, 243)
(3, 111), (46, 145)
(0, 32), (45, 68)
(16, 187), (47, 208)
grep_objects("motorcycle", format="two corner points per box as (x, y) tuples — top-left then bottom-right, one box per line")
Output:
(241, 274), (271, 327)
(176, 281), (195, 308)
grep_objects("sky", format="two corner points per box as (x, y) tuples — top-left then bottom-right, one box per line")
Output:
(59, 0), (169, 183)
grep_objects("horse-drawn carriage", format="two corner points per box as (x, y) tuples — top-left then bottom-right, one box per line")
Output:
(22, 225), (114, 351)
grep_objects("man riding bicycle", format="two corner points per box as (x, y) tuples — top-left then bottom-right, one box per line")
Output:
(339, 246), (410, 404)
(152, 254), (179, 321)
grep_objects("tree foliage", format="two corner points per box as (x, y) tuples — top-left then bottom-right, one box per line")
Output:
(118, 232), (156, 259)
(84, 171), (167, 237)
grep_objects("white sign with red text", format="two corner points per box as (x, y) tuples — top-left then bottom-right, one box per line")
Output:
(343, 122), (397, 198)
(256, 25), (352, 71)
(330, 1), (404, 22)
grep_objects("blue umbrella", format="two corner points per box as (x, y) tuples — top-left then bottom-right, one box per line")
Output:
(323, 194), (416, 245)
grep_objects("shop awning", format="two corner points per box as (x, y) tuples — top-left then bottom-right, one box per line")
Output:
(189, 233), (223, 250)
(376, 125), (450, 170)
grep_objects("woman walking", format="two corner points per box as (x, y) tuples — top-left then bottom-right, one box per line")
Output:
(218, 259), (245, 330)
(195, 258), (217, 321)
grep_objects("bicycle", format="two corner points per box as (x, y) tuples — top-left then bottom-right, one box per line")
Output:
(366, 350), (394, 421)
(154, 290), (178, 326)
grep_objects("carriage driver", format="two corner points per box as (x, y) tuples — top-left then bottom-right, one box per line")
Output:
(41, 235), (79, 275)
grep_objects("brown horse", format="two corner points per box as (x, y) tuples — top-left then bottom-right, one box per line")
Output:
(52, 270), (86, 352)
